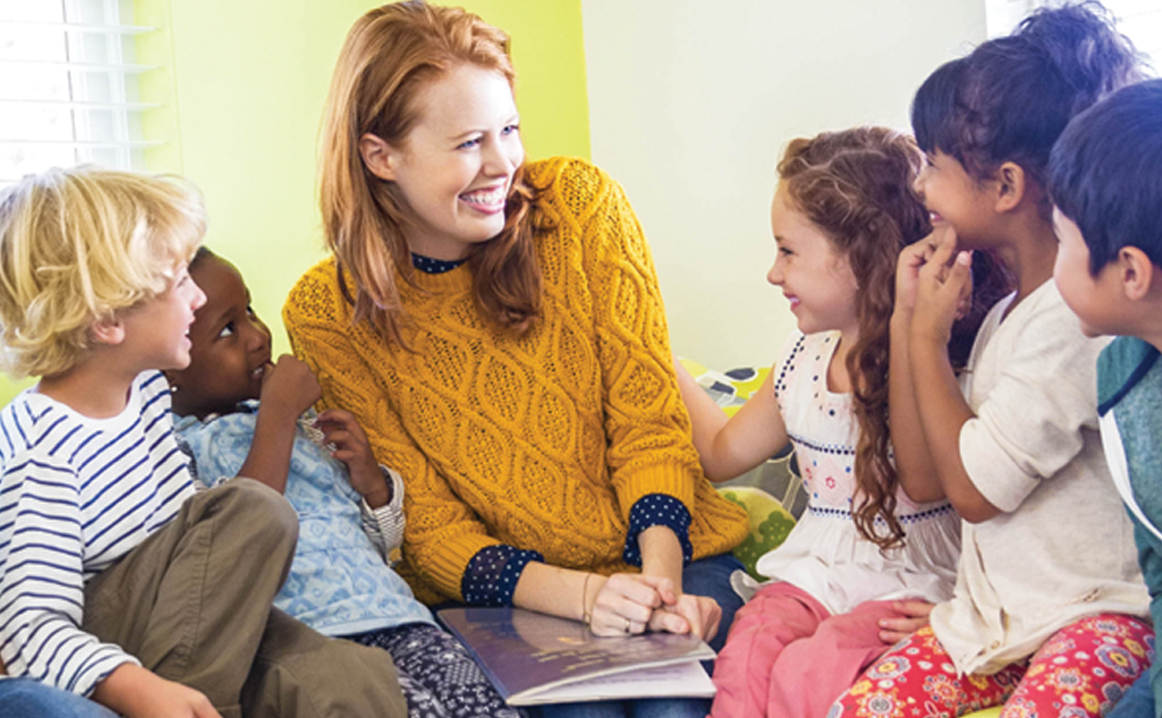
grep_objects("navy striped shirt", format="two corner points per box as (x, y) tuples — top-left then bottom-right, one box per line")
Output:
(0, 371), (194, 696)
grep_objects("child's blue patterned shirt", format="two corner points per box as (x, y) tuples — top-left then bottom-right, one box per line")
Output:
(173, 402), (434, 636)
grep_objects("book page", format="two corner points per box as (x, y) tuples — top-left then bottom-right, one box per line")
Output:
(516, 661), (716, 706)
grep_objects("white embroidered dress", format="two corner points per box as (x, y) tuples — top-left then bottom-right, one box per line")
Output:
(754, 330), (961, 615)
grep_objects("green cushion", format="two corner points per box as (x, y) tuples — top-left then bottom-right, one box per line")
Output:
(719, 486), (796, 579)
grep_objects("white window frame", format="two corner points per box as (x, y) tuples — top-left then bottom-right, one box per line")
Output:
(0, 0), (161, 186)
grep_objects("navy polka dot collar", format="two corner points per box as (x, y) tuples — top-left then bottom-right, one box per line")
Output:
(412, 253), (467, 274)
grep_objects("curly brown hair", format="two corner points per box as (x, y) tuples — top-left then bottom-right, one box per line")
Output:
(778, 127), (931, 550)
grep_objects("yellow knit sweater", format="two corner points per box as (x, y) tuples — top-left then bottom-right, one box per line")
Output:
(284, 157), (748, 605)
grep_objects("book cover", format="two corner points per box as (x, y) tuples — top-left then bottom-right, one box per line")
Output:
(438, 607), (716, 706)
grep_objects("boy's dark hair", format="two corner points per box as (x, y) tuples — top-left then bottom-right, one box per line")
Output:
(1049, 78), (1162, 274)
(912, 2), (1144, 186)
(190, 245), (218, 271)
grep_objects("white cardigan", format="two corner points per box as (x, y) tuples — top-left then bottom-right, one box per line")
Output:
(931, 280), (1148, 676)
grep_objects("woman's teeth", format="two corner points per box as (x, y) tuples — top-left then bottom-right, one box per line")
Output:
(461, 187), (506, 206)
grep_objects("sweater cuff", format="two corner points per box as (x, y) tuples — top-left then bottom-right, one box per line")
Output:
(623, 494), (693, 567)
(462, 545), (545, 606)
(421, 529), (509, 600)
(615, 461), (697, 521)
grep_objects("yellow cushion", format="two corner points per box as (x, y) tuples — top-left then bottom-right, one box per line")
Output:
(679, 358), (770, 417)
(718, 485), (796, 579)
(962, 710), (1001, 718)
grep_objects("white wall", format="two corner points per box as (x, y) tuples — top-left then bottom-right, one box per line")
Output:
(582, 1), (987, 370)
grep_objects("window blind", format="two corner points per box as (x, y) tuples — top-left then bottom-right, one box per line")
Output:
(0, 0), (160, 187)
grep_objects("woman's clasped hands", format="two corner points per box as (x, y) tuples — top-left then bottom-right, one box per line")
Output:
(584, 573), (722, 644)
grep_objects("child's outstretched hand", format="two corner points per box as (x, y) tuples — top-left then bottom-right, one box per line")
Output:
(260, 354), (321, 418)
(877, 599), (935, 644)
(316, 409), (390, 508)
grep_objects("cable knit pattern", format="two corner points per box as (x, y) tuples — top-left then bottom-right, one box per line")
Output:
(284, 157), (748, 605)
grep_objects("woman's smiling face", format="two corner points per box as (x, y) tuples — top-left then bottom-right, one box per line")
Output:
(365, 63), (524, 261)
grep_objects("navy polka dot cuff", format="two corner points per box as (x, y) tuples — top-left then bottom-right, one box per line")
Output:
(623, 494), (693, 567)
(462, 545), (545, 606)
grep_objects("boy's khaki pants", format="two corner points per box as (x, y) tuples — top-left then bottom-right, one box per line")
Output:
(82, 478), (407, 718)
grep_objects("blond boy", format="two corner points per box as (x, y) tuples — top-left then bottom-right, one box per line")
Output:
(0, 167), (404, 718)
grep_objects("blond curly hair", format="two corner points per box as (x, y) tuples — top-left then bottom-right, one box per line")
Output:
(0, 166), (205, 378)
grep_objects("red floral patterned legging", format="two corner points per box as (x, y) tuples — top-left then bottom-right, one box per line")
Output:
(832, 614), (1153, 718)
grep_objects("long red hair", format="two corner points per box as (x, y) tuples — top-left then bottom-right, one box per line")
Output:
(319, 0), (542, 345)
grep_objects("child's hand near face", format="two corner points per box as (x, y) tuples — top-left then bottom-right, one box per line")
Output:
(316, 409), (390, 509)
(259, 355), (321, 417)
(911, 236), (974, 346)
(895, 228), (944, 315)
(896, 227), (974, 323)
(238, 355), (321, 493)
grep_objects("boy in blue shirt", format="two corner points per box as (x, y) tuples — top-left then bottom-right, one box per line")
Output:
(1051, 78), (1162, 718)
(0, 167), (404, 718)
(166, 247), (521, 718)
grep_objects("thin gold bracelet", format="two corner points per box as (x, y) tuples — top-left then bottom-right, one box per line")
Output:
(581, 573), (593, 626)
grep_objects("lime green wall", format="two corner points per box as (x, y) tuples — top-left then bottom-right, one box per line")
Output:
(0, 0), (589, 404)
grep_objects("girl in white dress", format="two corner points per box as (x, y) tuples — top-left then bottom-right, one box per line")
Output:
(675, 127), (965, 718)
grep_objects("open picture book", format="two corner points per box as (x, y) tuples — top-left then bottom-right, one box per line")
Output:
(437, 607), (717, 706)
